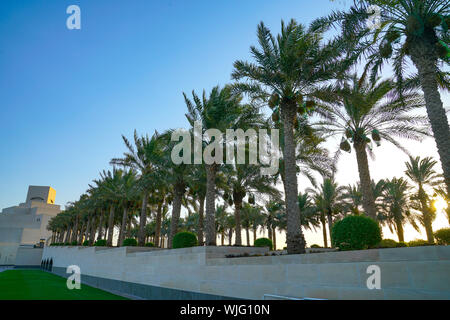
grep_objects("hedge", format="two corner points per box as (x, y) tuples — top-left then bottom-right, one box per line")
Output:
(331, 215), (381, 251)
(254, 238), (273, 250)
(173, 231), (198, 249)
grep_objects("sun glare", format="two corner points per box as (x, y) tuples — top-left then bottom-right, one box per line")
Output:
(433, 196), (449, 212)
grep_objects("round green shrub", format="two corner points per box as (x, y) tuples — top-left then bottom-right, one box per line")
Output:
(63, 242), (70, 246)
(145, 242), (155, 247)
(122, 238), (138, 246)
(94, 239), (107, 247)
(331, 215), (382, 251)
(82, 240), (89, 246)
(254, 238), (273, 250)
(310, 244), (321, 248)
(434, 228), (450, 245)
(172, 231), (198, 249)
(408, 239), (434, 247)
(70, 241), (78, 246)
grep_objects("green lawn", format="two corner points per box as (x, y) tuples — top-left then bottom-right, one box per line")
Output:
(0, 270), (128, 300)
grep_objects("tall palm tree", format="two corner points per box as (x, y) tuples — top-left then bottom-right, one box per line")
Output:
(111, 130), (164, 246)
(232, 19), (354, 254)
(379, 177), (417, 242)
(316, 73), (429, 219)
(405, 156), (442, 242)
(184, 85), (249, 246)
(318, 0), (450, 195)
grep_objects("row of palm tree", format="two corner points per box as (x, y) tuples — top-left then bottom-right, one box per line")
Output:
(48, 1), (449, 254)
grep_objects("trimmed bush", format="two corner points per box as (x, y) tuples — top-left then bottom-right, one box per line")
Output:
(434, 228), (450, 245)
(310, 244), (321, 248)
(375, 239), (405, 248)
(82, 240), (89, 246)
(122, 238), (138, 246)
(172, 231), (198, 249)
(145, 242), (155, 247)
(94, 239), (107, 247)
(70, 241), (78, 246)
(408, 239), (434, 247)
(254, 238), (273, 250)
(331, 215), (382, 251)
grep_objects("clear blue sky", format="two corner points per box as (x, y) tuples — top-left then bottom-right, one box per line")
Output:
(0, 0), (353, 209)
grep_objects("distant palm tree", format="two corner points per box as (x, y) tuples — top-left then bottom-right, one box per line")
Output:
(184, 85), (250, 246)
(307, 176), (345, 247)
(316, 73), (428, 219)
(379, 177), (417, 242)
(223, 163), (280, 246)
(111, 131), (164, 246)
(405, 156), (442, 243)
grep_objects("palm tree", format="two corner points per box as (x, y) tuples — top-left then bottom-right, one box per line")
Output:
(232, 19), (354, 254)
(111, 130), (164, 246)
(342, 184), (363, 215)
(307, 176), (345, 247)
(159, 130), (195, 248)
(91, 168), (126, 246)
(223, 163), (280, 246)
(379, 177), (417, 242)
(316, 73), (429, 219)
(318, 0), (450, 195)
(405, 156), (442, 243)
(184, 85), (248, 246)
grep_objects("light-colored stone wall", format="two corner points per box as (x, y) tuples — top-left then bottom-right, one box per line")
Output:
(42, 245), (450, 300)
(15, 247), (43, 266)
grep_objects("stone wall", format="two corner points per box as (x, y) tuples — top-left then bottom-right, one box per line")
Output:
(42, 245), (450, 300)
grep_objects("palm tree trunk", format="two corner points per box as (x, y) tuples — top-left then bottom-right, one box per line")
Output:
(89, 215), (97, 245)
(327, 209), (333, 248)
(246, 227), (250, 246)
(267, 224), (273, 243)
(64, 227), (71, 243)
(272, 227), (276, 250)
(221, 231), (225, 246)
(107, 206), (115, 246)
(410, 45), (450, 196)
(395, 218), (404, 243)
(253, 227), (257, 244)
(233, 197), (243, 246)
(138, 191), (149, 246)
(155, 201), (163, 247)
(281, 104), (306, 254)
(97, 210), (104, 240)
(321, 213), (328, 248)
(197, 195), (205, 246)
(71, 216), (79, 243)
(354, 140), (377, 220)
(118, 206), (128, 246)
(418, 185), (435, 244)
(84, 216), (91, 243)
(169, 182), (185, 248)
(78, 222), (85, 244)
(228, 229), (233, 246)
(423, 212), (435, 244)
(205, 164), (217, 246)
